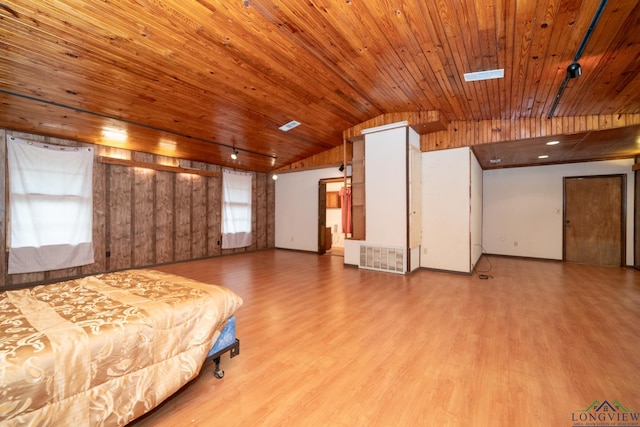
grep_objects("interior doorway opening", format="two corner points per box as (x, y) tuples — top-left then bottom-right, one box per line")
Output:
(318, 177), (351, 256)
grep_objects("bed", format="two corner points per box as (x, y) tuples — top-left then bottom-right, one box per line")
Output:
(0, 269), (243, 426)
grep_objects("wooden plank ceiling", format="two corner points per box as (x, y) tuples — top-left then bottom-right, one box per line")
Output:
(1, 0), (639, 172)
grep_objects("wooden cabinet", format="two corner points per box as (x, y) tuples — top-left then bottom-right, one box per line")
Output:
(326, 191), (341, 208)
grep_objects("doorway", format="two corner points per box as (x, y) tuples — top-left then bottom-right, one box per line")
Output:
(563, 175), (625, 267)
(318, 177), (350, 256)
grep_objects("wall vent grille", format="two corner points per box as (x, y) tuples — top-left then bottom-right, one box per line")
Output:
(359, 244), (405, 274)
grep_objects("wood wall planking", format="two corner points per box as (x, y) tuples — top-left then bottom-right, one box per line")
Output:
(134, 167), (155, 267)
(256, 173), (267, 250)
(88, 157), (107, 275)
(108, 163), (134, 270)
(191, 174), (208, 260)
(155, 170), (175, 264)
(175, 174), (193, 261)
(206, 164), (222, 258)
(266, 175), (275, 249)
(421, 115), (640, 150)
(0, 129), (275, 288)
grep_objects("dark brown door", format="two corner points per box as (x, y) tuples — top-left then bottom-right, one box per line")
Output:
(564, 175), (625, 267)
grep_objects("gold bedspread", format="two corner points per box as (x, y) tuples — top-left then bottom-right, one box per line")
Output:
(0, 269), (243, 426)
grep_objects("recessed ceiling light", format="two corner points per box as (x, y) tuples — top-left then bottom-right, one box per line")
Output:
(538, 155), (549, 159)
(489, 158), (501, 164)
(546, 140), (560, 145)
(463, 69), (504, 82)
(279, 120), (301, 132)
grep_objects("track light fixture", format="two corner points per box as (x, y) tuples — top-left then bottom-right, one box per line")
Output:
(567, 62), (582, 79)
(547, 0), (607, 118)
(339, 163), (345, 172)
(230, 149), (238, 160)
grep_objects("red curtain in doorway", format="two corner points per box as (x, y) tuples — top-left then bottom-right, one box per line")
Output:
(339, 186), (352, 233)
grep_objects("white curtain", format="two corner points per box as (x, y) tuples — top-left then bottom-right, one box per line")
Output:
(221, 169), (252, 249)
(7, 136), (94, 274)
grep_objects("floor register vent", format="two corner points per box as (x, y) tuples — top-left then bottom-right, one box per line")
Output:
(359, 244), (406, 274)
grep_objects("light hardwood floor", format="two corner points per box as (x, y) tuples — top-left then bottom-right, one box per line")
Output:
(131, 250), (640, 427)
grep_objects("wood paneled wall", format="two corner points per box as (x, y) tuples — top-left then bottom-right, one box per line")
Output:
(0, 129), (275, 288)
(421, 114), (640, 150)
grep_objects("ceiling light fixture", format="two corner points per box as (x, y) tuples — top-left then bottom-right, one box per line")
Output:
(272, 174), (278, 180)
(538, 155), (549, 159)
(101, 127), (128, 142)
(546, 140), (560, 146)
(547, 0), (608, 118)
(230, 149), (238, 160)
(463, 68), (504, 82)
(567, 62), (582, 79)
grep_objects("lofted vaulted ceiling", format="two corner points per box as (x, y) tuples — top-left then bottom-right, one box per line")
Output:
(1, 0), (639, 173)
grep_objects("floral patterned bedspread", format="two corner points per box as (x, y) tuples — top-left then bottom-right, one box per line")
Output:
(0, 269), (243, 426)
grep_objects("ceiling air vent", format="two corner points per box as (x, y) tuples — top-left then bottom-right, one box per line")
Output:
(279, 120), (301, 132)
(463, 69), (504, 82)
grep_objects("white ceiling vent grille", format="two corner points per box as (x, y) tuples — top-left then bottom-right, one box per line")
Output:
(279, 120), (301, 131)
(463, 68), (504, 82)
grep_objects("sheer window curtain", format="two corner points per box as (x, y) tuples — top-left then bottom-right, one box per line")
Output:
(221, 169), (252, 249)
(7, 136), (94, 274)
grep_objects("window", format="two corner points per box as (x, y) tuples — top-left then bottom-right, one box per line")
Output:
(221, 169), (252, 249)
(7, 136), (94, 274)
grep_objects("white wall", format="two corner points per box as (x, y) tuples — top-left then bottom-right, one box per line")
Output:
(409, 128), (422, 271)
(365, 126), (407, 247)
(422, 147), (472, 273)
(483, 159), (634, 265)
(470, 151), (483, 270)
(275, 167), (344, 252)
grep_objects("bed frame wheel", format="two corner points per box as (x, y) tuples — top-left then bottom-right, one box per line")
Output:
(210, 339), (239, 379)
(213, 356), (224, 378)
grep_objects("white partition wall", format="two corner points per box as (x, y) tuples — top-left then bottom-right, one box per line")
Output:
(364, 126), (407, 247)
(421, 147), (474, 273)
(470, 152), (483, 270)
(275, 167), (343, 252)
(343, 124), (423, 273)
